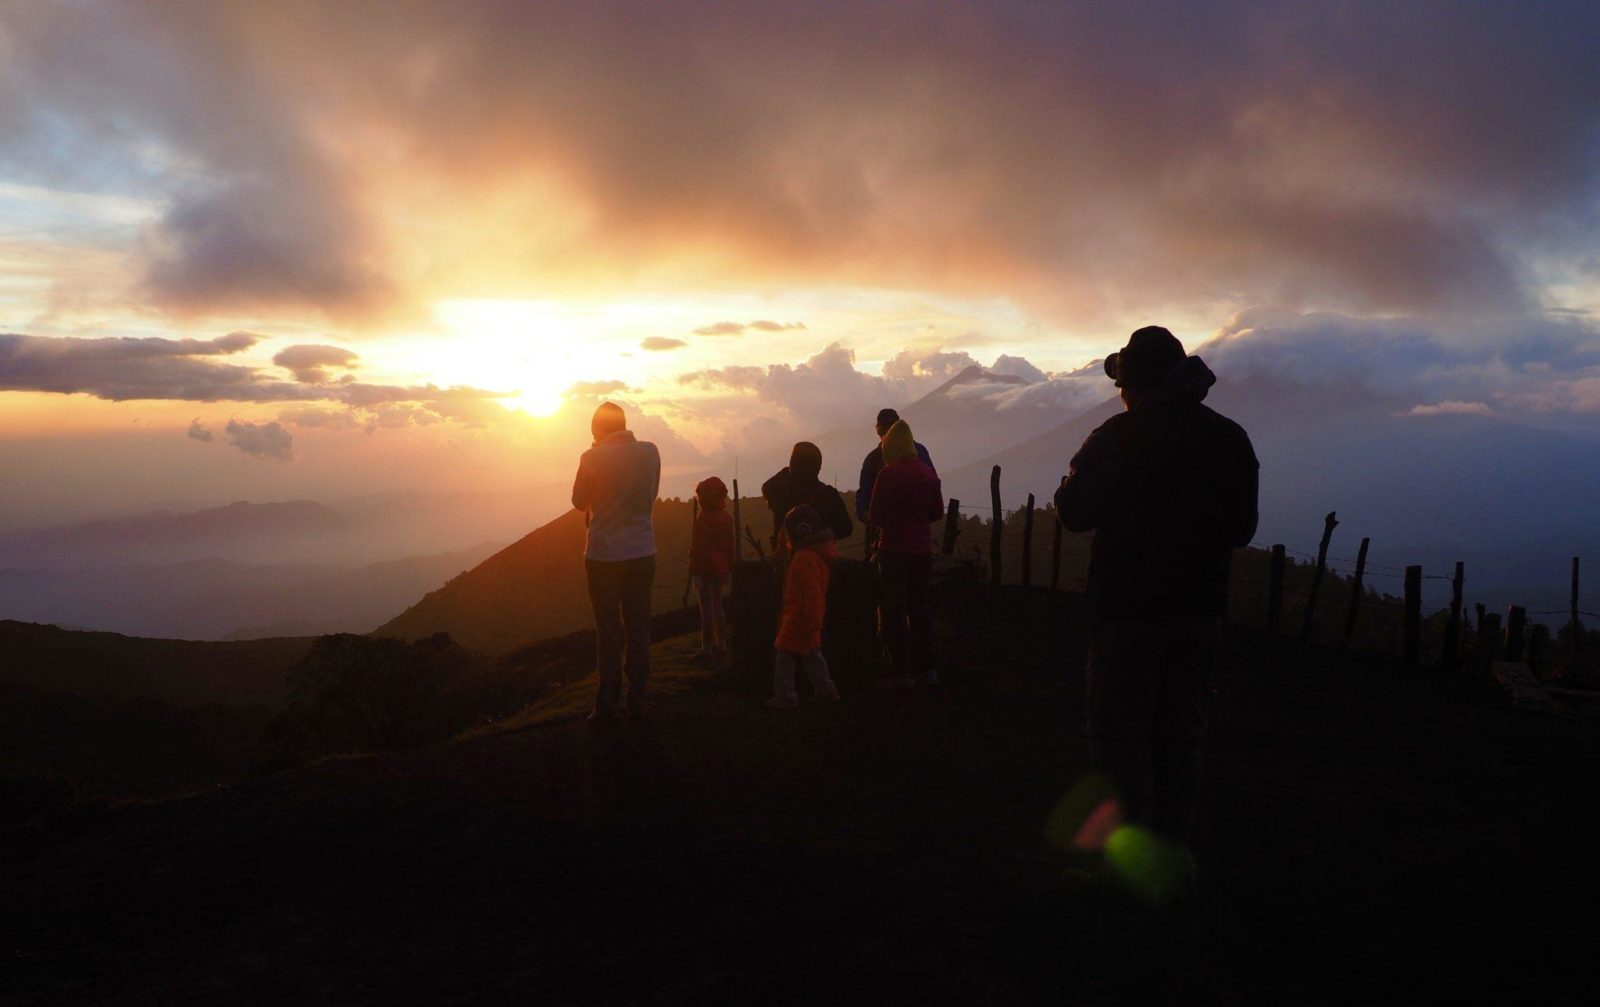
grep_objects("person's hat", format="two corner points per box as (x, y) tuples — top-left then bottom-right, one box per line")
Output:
(1103, 326), (1186, 389)
(695, 476), (728, 504)
(783, 504), (832, 548)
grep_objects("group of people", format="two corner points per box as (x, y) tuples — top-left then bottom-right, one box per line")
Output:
(572, 325), (1258, 856)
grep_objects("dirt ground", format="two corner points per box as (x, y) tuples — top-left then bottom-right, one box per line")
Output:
(4, 588), (1597, 1005)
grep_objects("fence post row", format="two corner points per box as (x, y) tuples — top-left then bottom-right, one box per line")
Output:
(1441, 561), (1464, 670)
(1300, 511), (1339, 642)
(1403, 565), (1422, 667)
(1267, 544), (1286, 638)
(1341, 536), (1370, 651)
(941, 498), (960, 556)
(989, 465), (1003, 587)
(1050, 513), (1064, 593)
(1020, 493), (1036, 588)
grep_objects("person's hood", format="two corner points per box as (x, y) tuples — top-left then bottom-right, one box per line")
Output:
(695, 476), (729, 510)
(789, 441), (823, 481)
(882, 419), (918, 464)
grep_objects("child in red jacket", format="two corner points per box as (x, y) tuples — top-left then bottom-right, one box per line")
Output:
(767, 505), (842, 708)
(690, 476), (736, 661)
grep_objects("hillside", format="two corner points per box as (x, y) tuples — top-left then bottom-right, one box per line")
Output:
(377, 498), (868, 654)
(5, 591), (1595, 1003)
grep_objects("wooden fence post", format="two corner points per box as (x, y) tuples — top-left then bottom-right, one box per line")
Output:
(1267, 544), (1286, 637)
(1020, 493), (1036, 588)
(1505, 605), (1527, 662)
(1050, 515), (1063, 592)
(1341, 537), (1370, 651)
(941, 498), (960, 556)
(1570, 556), (1581, 670)
(732, 479), (743, 562)
(989, 465), (1003, 587)
(1442, 561), (1464, 670)
(1403, 565), (1422, 666)
(1300, 511), (1339, 642)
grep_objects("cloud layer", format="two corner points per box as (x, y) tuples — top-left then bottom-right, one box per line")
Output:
(5, 3), (1597, 322)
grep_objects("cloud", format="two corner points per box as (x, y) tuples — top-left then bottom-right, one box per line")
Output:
(565, 379), (630, 398)
(640, 336), (687, 352)
(11, 3), (1595, 321)
(747, 320), (805, 332)
(881, 348), (980, 383)
(272, 343), (360, 383)
(0, 330), (300, 401)
(187, 418), (213, 442)
(693, 322), (747, 336)
(278, 406), (359, 429)
(224, 418), (294, 461)
(1405, 401), (1493, 417)
(681, 342), (909, 424)
(989, 354), (1047, 383)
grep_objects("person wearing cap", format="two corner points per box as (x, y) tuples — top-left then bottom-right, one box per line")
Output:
(856, 408), (934, 522)
(689, 476), (735, 662)
(761, 441), (853, 548)
(767, 504), (842, 708)
(868, 418), (946, 687)
(1055, 326), (1259, 860)
(571, 401), (662, 725)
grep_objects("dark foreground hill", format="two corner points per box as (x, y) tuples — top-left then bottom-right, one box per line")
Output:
(4, 590), (1596, 1004)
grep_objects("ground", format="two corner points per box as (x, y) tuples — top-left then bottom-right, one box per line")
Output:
(4, 588), (1597, 1004)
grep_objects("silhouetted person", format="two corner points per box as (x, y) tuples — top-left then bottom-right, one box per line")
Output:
(856, 407), (934, 522)
(761, 441), (852, 548)
(868, 419), (945, 687)
(690, 476), (735, 662)
(1055, 326), (1258, 853)
(572, 401), (661, 725)
(767, 505), (842, 708)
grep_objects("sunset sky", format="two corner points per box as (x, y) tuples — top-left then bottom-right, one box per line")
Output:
(3, 2), (1599, 530)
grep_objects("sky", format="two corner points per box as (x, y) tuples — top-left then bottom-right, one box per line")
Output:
(3, 1), (1600, 532)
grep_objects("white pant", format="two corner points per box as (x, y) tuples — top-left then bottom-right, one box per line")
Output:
(770, 649), (838, 706)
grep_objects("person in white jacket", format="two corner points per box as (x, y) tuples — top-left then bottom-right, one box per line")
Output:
(571, 401), (661, 724)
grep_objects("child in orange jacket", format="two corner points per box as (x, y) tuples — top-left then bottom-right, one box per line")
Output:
(690, 476), (735, 661)
(767, 505), (841, 708)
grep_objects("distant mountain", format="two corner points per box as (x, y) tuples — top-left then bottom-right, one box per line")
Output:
(0, 543), (502, 641)
(944, 375), (1600, 613)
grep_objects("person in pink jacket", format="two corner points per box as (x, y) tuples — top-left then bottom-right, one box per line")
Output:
(867, 419), (945, 687)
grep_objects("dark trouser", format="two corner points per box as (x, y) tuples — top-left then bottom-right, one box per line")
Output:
(878, 552), (933, 680)
(585, 556), (655, 716)
(1086, 616), (1219, 845)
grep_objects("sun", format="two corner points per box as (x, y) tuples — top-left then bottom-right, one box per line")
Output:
(433, 298), (598, 419)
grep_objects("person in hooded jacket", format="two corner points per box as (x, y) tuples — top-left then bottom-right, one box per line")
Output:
(856, 407), (934, 522)
(690, 476), (735, 662)
(767, 505), (842, 708)
(868, 418), (946, 687)
(761, 441), (853, 549)
(1055, 325), (1259, 860)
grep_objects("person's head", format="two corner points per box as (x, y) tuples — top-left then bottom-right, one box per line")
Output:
(1104, 326), (1185, 410)
(783, 504), (832, 550)
(695, 476), (729, 511)
(881, 418), (918, 464)
(875, 407), (900, 439)
(789, 441), (823, 481)
(591, 401), (627, 442)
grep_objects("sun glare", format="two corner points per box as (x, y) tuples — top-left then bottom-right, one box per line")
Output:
(433, 298), (602, 418)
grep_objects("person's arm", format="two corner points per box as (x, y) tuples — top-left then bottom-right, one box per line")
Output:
(917, 442), (934, 473)
(721, 512), (738, 564)
(867, 468), (888, 529)
(1055, 425), (1118, 533)
(824, 487), (853, 542)
(1224, 431), (1260, 548)
(926, 475), (947, 523)
(571, 451), (594, 512)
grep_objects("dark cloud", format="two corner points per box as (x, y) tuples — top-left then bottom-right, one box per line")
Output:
(272, 343), (360, 383)
(187, 418), (214, 442)
(6, 4), (1596, 320)
(640, 336), (687, 352)
(224, 419), (294, 461)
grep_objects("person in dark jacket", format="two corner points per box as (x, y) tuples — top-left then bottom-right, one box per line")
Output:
(856, 407), (934, 521)
(762, 441), (853, 548)
(1055, 325), (1258, 856)
(868, 419), (946, 687)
